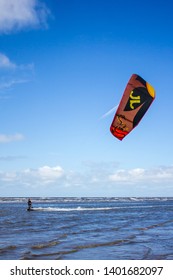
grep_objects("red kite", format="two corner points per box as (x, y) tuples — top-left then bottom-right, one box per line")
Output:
(110, 74), (155, 140)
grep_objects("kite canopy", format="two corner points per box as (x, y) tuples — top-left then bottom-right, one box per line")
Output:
(110, 74), (155, 141)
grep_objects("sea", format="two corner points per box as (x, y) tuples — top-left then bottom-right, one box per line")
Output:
(0, 197), (173, 260)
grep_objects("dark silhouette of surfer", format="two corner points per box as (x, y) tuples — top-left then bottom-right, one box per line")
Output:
(27, 198), (32, 211)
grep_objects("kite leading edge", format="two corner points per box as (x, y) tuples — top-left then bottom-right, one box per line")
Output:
(110, 74), (155, 141)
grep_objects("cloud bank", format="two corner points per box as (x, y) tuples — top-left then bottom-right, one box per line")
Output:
(0, 164), (173, 196)
(0, 0), (49, 33)
(108, 167), (173, 185)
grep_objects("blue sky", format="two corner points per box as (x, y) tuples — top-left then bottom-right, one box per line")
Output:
(0, 0), (173, 197)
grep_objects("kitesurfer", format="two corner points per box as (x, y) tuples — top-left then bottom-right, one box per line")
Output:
(27, 198), (32, 210)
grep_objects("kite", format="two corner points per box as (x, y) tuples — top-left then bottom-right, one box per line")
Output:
(110, 74), (155, 141)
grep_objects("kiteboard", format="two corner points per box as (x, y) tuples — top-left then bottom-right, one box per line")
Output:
(27, 208), (34, 211)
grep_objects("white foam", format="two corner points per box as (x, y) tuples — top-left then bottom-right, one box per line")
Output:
(32, 206), (115, 212)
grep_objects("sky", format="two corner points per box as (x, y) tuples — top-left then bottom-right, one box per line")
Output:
(0, 0), (173, 197)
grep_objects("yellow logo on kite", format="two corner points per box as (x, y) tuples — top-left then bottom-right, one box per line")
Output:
(129, 90), (141, 109)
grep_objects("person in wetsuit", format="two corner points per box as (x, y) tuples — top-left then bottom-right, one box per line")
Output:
(27, 198), (32, 210)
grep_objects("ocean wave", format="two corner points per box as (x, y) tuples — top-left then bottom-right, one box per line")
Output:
(1, 197), (173, 203)
(31, 240), (60, 249)
(31, 206), (116, 212)
(0, 245), (17, 254)
(27, 204), (166, 212)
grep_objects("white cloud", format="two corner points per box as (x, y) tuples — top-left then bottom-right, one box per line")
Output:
(108, 168), (145, 183)
(0, 53), (16, 69)
(0, 155), (27, 161)
(23, 166), (65, 185)
(0, 79), (29, 91)
(0, 171), (17, 182)
(0, 133), (24, 143)
(0, 0), (49, 33)
(0, 52), (34, 70)
(38, 166), (65, 183)
(0, 53), (34, 95)
(108, 166), (173, 185)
